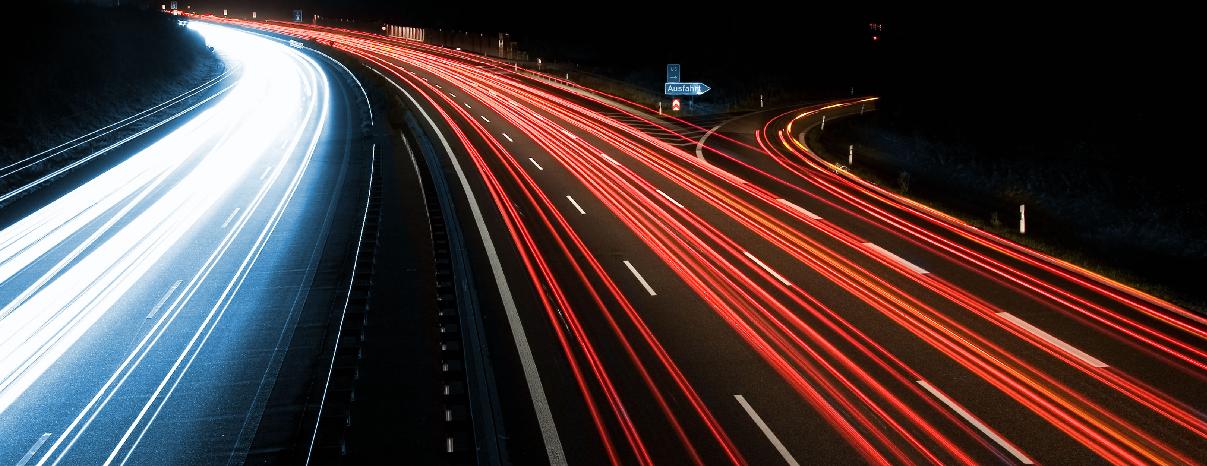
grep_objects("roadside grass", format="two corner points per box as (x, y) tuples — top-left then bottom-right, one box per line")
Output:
(808, 116), (1206, 314)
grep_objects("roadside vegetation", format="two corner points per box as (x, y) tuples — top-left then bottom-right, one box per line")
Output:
(810, 104), (1205, 312)
(0, 3), (221, 163)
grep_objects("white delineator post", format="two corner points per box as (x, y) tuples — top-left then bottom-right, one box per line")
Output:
(658, 101), (662, 115)
(760, 94), (764, 108)
(1020, 204), (1026, 234)
(820, 114), (826, 131)
(848, 145), (853, 165)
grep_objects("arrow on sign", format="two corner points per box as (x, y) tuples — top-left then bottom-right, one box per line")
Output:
(664, 82), (712, 96)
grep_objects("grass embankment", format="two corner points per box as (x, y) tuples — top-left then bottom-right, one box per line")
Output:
(810, 110), (1205, 313)
(0, 3), (221, 163)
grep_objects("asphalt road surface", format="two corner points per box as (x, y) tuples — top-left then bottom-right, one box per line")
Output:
(7, 13), (1204, 465)
(0, 23), (366, 465)
(208, 18), (1207, 466)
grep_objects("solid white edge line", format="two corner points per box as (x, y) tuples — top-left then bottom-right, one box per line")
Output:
(528, 158), (544, 171)
(566, 195), (586, 215)
(997, 312), (1109, 368)
(734, 395), (800, 466)
(372, 67), (567, 465)
(305, 47), (372, 124)
(655, 189), (685, 208)
(863, 242), (929, 274)
(623, 260), (657, 296)
(742, 251), (792, 287)
(776, 198), (821, 220)
(306, 141), (373, 465)
(915, 379), (1034, 464)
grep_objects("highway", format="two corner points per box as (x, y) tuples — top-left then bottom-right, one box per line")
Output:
(0, 22), (368, 464)
(203, 18), (1207, 465)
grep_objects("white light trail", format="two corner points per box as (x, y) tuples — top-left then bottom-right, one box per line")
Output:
(0, 21), (330, 434)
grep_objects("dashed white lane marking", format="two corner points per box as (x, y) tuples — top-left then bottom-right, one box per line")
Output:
(258, 165), (273, 181)
(146, 280), (183, 319)
(655, 189), (685, 208)
(463, 102), (471, 109)
(997, 312), (1108, 368)
(566, 196), (586, 215)
(502, 133), (514, 142)
(742, 251), (792, 287)
(916, 380), (1034, 464)
(734, 395), (800, 466)
(862, 242), (929, 274)
(221, 207), (241, 229)
(623, 260), (657, 296)
(15, 433), (51, 466)
(528, 158), (544, 171)
(480, 115), (491, 123)
(776, 198), (821, 220)
(448, 92), (456, 98)
(600, 153), (621, 165)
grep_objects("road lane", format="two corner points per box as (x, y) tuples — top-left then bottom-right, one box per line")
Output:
(213, 18), (1207, 465)
(0, 22), (358, 465)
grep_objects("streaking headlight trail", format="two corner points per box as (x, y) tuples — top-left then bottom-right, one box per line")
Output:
(0, 23), (330, 464)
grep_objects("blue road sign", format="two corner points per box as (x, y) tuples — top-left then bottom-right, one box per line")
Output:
(667, 64), (681, 83)
(664, 82), (711, 96)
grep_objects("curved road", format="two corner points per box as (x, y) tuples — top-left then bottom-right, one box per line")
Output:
(209, 18), (1207, 466)
(0, 23), (363, 465)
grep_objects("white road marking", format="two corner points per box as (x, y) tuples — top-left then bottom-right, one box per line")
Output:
(623, 260), (657, 296)
(915, 380), (1034, 464)
(734, 395), (800, 466)
(656, 189), (685, 208)
(448, 92), (456, 98)
(997, 312), (1108, 368)
(600, 153), (621, 165)
(15, 433), (51, 466)
(502, 132), (514, 142)
(258, 165), (273, 181)
(145, 280), (183, 319)
(463, 102), (471, 109)
(695, 123), (724, 161)
(221, 207), (242, 229)
(566, 196), (586, 215)
(480, 115), (491, 123)
(373, 68), (566, 465)
(528, 158), (544, 171)
(777, 198), (821, 220)
(561, 129), (577, 139)
(862, 242), (929, 274)
(743, 251), (792, 286)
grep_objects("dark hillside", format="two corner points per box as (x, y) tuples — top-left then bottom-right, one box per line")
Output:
(0, 3), (221, 161)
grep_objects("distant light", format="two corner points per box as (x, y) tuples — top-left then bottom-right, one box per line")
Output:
(872, 35), (879, 41)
